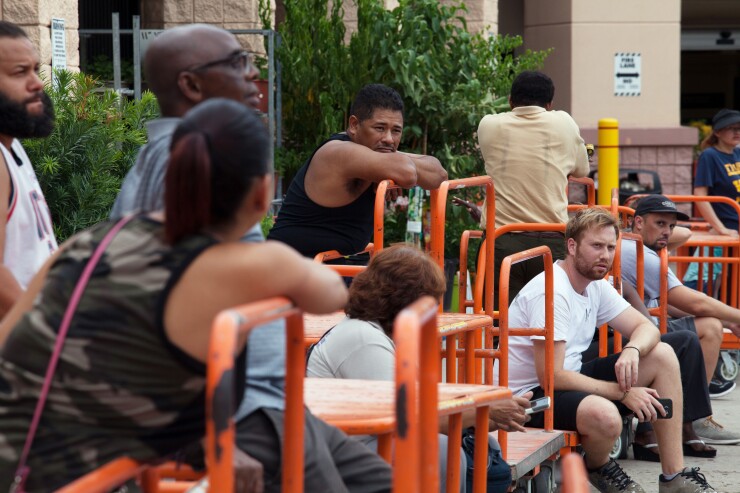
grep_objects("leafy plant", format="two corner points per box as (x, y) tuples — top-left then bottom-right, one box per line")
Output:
(86, 54), (135, 86)
(273, 147), (306, 188)
(261, 0), (354, 176)
(687, 120), (712, 158)
(254, 54), (270, 80)
(23, 70), (159, 241)
(261, 213), (275, 238)
(383, 205), (407, 245)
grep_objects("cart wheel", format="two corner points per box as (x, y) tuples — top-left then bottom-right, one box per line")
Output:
(719, 353), (739, 381)
(609, 422), (630, 460)
(532, 464), (554, 492)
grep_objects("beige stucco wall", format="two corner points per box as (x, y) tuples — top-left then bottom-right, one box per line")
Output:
(145, 0), (265, 52)
(571, 2), (681, 129)
(2, 0), (79, 79)
(522, 0), (694, 198)
(524, 0), (682, 129)
(463, 0), (498, 35)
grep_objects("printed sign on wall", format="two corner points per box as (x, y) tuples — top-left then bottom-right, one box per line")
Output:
(51, 18), (66, 86)
(614, 52), (641, 97)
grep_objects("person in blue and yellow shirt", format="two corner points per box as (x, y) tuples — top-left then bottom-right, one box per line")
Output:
(694, 109), (740, 236)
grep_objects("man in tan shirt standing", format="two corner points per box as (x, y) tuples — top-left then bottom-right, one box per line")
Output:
(478, 70), (589, 307)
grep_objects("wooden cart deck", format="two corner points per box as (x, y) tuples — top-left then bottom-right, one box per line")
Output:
(492, 429), (568, 480)
(305, 377), (509, 433)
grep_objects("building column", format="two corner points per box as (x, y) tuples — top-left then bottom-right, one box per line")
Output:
(523, 0), (697, 200)
(2, 0), (79, 78)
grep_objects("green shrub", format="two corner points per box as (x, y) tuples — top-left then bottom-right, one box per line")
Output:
(85, 54), (135, 86)
(23, 70), (159, 242)
(261, 213), (275, 238)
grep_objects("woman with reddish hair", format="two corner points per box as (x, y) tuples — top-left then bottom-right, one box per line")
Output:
(308, 245), (448, 380)
(307, 245), (530, 493)
(0, 98), (348, 491)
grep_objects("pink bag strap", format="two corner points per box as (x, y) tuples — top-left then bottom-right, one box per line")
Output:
(11, 214), (135, 493)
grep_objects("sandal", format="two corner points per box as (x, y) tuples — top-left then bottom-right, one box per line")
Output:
(683, 439), (717, 458)
(632, 442), (660, 462)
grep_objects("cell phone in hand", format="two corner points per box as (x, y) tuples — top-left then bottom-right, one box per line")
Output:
(525, 396), (551, 415)
(655, 398), (673, 419)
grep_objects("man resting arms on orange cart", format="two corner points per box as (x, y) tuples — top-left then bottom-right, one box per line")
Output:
(268, 83), (447, 261)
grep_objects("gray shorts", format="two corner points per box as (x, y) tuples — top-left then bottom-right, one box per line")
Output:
(667, 316), (697, 334)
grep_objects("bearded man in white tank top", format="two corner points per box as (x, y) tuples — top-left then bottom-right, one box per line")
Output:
(0, 21), (57, 319)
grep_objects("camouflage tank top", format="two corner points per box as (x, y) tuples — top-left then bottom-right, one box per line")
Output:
(0, 216), (245, 492)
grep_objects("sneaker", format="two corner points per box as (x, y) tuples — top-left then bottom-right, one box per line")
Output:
(693, 416), (740, 445)
(659, 467), (717, 492)
(708, 379), (735, 399)
(588, 459), (645, 493)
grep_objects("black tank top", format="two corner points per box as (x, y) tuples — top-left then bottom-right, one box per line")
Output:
(268, 134), (375, 258)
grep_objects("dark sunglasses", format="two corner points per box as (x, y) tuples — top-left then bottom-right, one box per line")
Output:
(187, 50), (255, 73)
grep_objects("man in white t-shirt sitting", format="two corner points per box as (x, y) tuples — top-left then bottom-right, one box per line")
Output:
(507, 208), (717, 493)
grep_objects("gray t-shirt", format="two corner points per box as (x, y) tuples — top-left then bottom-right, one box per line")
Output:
(305, 316), (468, 493)
(306, 317), (395, 381)
(111, 118), (285, 418)
(620, 239), (682, 307)
(110, 118), (180, 219)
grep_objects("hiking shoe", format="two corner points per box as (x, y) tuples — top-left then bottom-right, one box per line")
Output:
(708, 379), (735, 399)
(659, 468), (717, 493)
(693, 416), (740, 445)
(588, 459), (645, 493)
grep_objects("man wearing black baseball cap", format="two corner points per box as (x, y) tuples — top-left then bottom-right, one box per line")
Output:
(634, 195), (690, 221)
(622, 194), (740, 450)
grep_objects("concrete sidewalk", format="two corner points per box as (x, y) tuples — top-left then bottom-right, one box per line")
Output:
(605, 378), (740, 492)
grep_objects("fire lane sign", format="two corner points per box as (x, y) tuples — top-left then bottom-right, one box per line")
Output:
(614, 52), (641, 97)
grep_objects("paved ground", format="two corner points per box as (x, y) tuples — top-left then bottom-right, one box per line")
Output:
(598, 376), (740, 492)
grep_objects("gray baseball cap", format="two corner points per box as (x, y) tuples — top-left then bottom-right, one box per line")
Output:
(711, 109), (740, 132)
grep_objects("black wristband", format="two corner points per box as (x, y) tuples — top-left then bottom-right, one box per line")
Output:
(623, 346), (641, 357)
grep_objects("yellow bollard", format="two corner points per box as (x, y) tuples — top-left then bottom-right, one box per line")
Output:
(598, 118), (619, 206)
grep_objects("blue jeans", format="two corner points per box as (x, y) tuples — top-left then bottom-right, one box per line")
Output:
(461, 429), (511, 493)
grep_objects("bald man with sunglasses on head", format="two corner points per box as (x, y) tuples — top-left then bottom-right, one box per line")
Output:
(111, 24), (262, 218)
(111, 24), (393, 493)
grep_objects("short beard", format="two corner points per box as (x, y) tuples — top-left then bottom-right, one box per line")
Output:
(574, 247), (611, 281)
(643, 240), (662, 252)
(0, 90), (55, 139)
(574, 260), (607, 281)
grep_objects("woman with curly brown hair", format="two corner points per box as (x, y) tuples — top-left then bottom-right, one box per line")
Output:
(307, 245), (445, 379)
(307, 245), (530, 493)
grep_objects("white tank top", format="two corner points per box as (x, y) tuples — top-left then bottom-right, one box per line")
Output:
(2, 140), (57, 288)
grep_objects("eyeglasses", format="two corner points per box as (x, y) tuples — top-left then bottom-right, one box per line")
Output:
(186, 50), (255, 73)
(722, 126), (740, 134)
